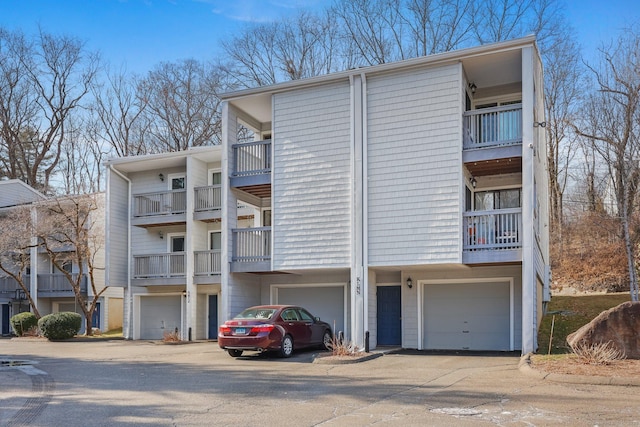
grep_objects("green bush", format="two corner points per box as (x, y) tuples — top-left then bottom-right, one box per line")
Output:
(38, 312), (82, 340)
(10, 312), (38, 336)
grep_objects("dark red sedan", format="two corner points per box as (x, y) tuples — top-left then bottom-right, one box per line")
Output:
(218, 305), (333, 358)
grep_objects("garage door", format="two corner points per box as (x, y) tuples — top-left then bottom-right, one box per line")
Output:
(139, 295), (181, 340)
(276, 286), (345, 335)
(423, 282), (510, 351)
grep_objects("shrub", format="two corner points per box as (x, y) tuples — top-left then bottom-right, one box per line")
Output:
(162, 328), (182, 342)
(38, 312), (82, 340)
(10, 312), (38, 336)
(571, 341), (626, 365)
(327, 335), (360, 356)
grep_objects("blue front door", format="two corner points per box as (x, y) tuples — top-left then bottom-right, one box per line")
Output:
(2, 304), (9, 335)
(92, 303), (101, 330)
(377, 286), (401, 346)
(208, 295), (218, 340)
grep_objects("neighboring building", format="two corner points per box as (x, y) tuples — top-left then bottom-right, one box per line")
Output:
(105, 36), (550, 354)
(0, 180), (122, 335)
(105, 147), (256, 340)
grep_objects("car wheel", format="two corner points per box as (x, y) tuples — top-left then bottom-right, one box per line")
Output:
(322, 330), (332, 351)
(227, 349), (243, 357)
(280, 335), (293, 358)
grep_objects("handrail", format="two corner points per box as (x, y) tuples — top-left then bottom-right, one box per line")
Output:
(232, 227), (271, 262)
(133, 253), (186, 278)
(463, 104), (522, 149)
(133, 189), (187, 217)
(464, 208), (522, 251)
(232, 140), (271, 178)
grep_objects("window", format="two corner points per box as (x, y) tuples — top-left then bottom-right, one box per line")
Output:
(170, 235), (185, 252)
(169, 174), (185, 190)
(262, 209), (272, 227)
(210, 232), (221, 251)
(474, 189), (521, 211)
(210, 170), (221, 186)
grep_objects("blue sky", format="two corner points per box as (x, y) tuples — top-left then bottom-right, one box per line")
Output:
(0, 0), (637, 74)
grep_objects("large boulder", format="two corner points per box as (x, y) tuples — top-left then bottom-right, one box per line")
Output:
(567, 301), (640, 359)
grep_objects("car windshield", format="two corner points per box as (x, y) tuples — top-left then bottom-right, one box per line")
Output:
(234, 308), (276, 320)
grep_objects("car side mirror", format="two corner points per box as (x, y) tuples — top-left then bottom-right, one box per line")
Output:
(314, 316), (321, 322)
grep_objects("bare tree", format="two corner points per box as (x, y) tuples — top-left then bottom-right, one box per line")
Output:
(36, 194), (106, 334)
(0, 205), (41, 317)
(403, 0), (475, 56)
(0, 27), (99, 193)
(543, 29), (583, 235)
(90, 67), (149, 158)
(332, 0), (406, 66)
(574, 28), (640, 301)
(138, 59), (223, 152)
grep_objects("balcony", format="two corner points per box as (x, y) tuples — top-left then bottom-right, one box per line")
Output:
(133, 253), (185, 285)
(194, 185), (222, 222)
(463, 104), (523, 176)
(0, 276), (21, 297)
(231, 227), (271, 272)
(230, 140), (271, 198)
(463, 208), (522, 264)
(38, 273), (88, 297)
(132, 190), (187, 227)
(194, 250), (221, 284)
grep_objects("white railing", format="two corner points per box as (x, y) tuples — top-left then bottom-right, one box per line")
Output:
(133, 190), (186, 217)
(133, 253), (185, 278)
(0, 276), (23, 294)
(463, 104), (522, 149)
(194, 185), (222, 212)
(232, 227), (271, 262)
(463, 208), (522, 251)
(232, 140), (271, 177)
(38, 273), (88, 293)
(194, 250), (222, 275)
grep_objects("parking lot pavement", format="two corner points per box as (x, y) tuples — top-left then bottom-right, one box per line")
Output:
(1, 338), (640, 426)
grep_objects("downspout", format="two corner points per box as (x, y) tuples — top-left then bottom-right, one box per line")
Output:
(108, 164), (132, 339)
(360, 71), (369, 349)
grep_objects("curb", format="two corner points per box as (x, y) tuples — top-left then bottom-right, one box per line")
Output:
(519, 353), (640, 387)
(313, 352), (383, 365)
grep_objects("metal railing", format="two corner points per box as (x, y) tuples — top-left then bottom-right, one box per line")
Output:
(133, 253), (186, 278)
(463, 208), (522, 251)
(232, 227), (271, 262)
(463, 104), (522, 149)
(194, 250), (222, 275)
(232, 140), (271, 177)
(194, 185), (222, 212)
(133, 190), (186, 217)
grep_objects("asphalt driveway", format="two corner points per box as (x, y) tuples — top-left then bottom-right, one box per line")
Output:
(1, 338), (639, 426)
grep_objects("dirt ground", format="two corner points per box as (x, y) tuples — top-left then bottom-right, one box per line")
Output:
(531, 354), (640, 378)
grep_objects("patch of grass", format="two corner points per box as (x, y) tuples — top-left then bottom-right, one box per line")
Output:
(537, 293), (630, 354)
(101, 328), (123, 338)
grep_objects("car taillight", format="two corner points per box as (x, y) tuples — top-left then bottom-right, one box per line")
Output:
(250, 324), (274, 333)
(219, 325), (231, 335)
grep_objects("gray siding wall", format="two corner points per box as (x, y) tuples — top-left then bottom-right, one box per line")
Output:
(367, 64), (462, 265)
(107, 172), (130, 286)
(272, 81), (352, 270)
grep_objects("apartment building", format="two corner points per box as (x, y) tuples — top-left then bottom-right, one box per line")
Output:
(105, 36), (549, 354)
(219, 36), (550, 354)
(0, 180), (121, 335)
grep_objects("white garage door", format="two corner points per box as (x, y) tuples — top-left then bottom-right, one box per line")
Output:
(139, 295), (181, 340)
(423, 282), (511, 351)
(276, 286), (345, 335)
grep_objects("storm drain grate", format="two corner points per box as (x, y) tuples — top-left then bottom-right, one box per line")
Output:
(0, 360), (33, 367)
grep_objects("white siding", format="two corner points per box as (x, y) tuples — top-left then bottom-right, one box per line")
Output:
(367, 64), (462, 265)
(272, 81), (352, 269)
(107, 172), (130, 286)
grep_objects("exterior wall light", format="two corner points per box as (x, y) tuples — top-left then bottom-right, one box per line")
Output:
(468, 82), (477, 94)
(470, 177), (477, 188)
(406, 277), (413, 289)
(159, 231), (163, 239)
(159, 173), (164, 181)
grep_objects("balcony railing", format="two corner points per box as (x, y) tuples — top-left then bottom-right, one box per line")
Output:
(194, 185), (222, 212)
(38, 273), (88, 293)
(133, 253), (185, 278)
(0, 274), (87, 294)
(463, 208), (522, 251)
(232, 227), (271, 262)
(133, 190), (186, 217)
(463, 104), (522, 149)
(194, 250), (221, 275)
(232, 140), (271, 177)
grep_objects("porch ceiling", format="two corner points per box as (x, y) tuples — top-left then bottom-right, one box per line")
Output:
(465, 157), (522, 177)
